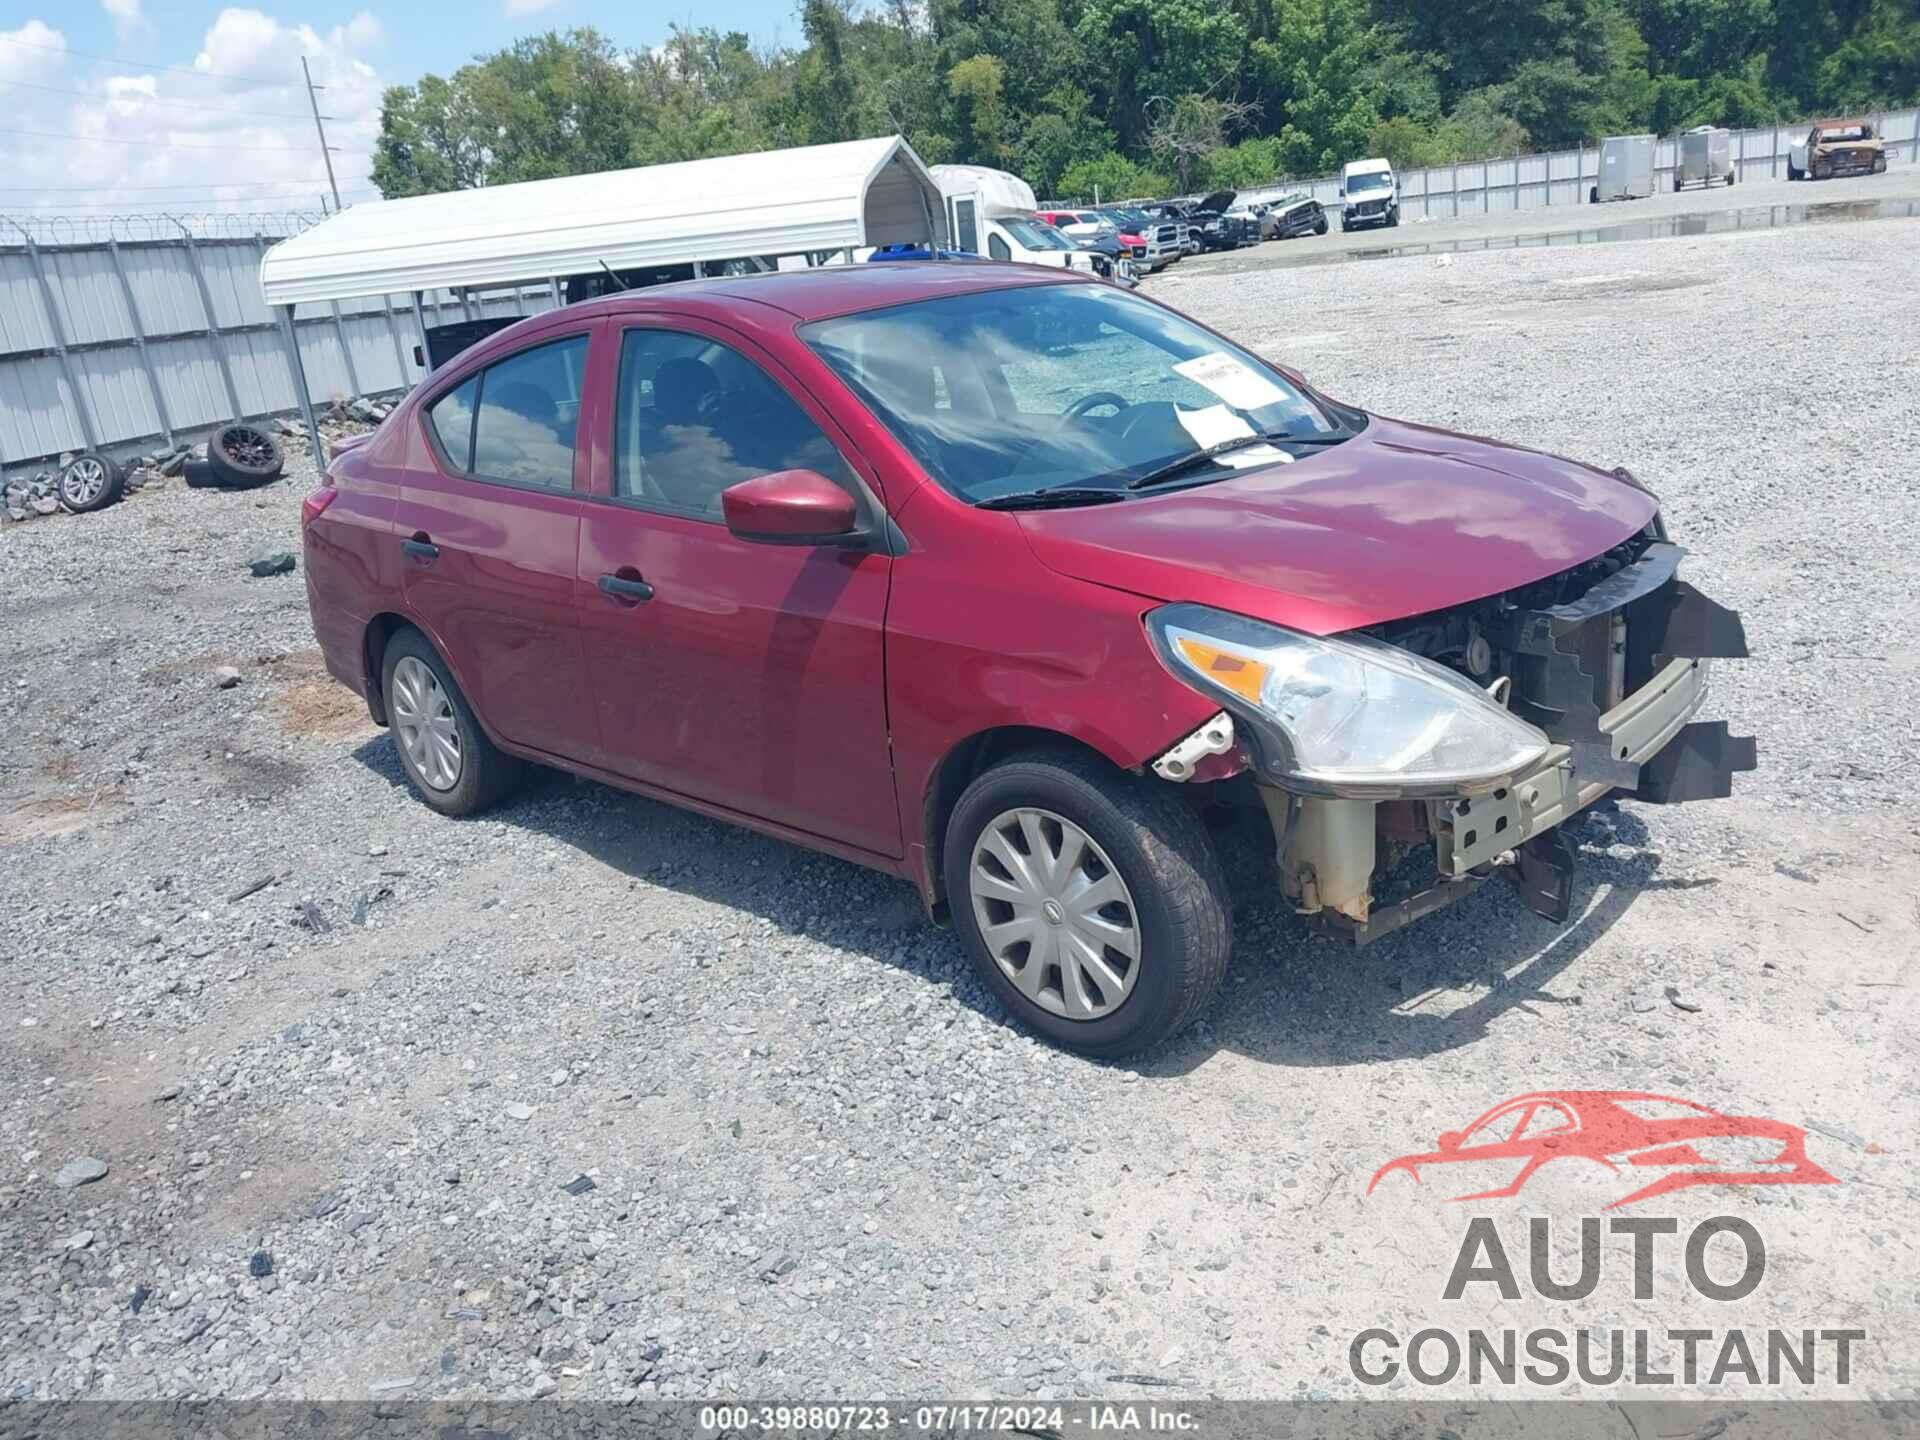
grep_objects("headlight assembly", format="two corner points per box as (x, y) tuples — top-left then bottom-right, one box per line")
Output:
(1147, 603), (1550, 797)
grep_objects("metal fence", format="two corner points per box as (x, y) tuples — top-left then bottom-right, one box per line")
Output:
(0, 227), (562, 481)
(1248, 108), (1920, 219)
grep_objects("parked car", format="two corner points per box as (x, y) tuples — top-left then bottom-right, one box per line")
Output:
(1787, 119), (1887, 180)
(1143, 203), (1201, 255)
(302, 265), (1753, 1058)
(1262, 192), (1330, 239)
(1339, 158), (1400, 230)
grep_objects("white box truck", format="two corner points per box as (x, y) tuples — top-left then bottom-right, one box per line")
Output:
(929, 165), (1126, 278)
(1592, 135), (1656, 202)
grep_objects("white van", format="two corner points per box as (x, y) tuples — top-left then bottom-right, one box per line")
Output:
(1339, 157), (1399, 231)
(931, 165), (1126, 278)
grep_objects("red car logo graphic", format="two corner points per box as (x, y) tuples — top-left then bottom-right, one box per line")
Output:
(1368, 1091), (1839, 1210)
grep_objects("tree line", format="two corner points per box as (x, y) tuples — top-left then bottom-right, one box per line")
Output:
(372, 0), (1920, 202)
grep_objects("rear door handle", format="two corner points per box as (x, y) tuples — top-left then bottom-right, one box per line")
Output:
(597, 573), (655, 604)
(402, 536), (439, 563)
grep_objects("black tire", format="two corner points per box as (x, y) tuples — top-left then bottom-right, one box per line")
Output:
(206, 422), (285, 488)
(380, 628), (525, 817)
(1873, 155), (1886, 174)
(943, 750), (1231, 1058)
(1786, 163), (1800, 181)
(1314, 215), (1328, 235)
(56, 452), (125, 513)
(1388, 207), (1400, 228)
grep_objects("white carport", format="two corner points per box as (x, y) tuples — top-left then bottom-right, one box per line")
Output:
(257, 136), (944, 459)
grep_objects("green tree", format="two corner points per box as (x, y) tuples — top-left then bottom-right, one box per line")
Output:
(948, 53), (1013, 163)
(1057, 149), (1172, 201)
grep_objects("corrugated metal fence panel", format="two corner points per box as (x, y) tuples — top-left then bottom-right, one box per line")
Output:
(116, 245), (211, 335)
(0, 354), (84, 460)
(148, 335), (239, 431)
(69, 346), (161, 443)
(199, 242), (275, 329)
(0, 251), (53, 351)
(344, 315), (404, 394)
(227, 330), (297, 417)
(45, 247), (134, 344)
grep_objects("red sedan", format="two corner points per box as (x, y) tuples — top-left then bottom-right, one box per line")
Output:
(302, 263), (1752, 1057)
(1368, 1091), (1838, 1209)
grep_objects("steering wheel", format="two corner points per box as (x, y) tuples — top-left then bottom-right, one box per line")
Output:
(1062, 391), (1129, 423)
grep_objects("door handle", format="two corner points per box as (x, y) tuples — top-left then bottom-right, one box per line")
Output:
(402, 536), (439, 563)
(597, 573), (655, 604)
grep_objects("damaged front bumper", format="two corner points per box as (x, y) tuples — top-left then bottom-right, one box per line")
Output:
(1160, 541), (1757, 945)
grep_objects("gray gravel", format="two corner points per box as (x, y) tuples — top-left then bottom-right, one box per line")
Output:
(3, 210), (1917, 1404)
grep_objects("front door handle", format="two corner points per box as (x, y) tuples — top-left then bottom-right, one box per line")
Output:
(402, 535), (439, 563)
(597, 572), (655, 604)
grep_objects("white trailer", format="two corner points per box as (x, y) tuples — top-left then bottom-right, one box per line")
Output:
(1676, 126), (1736, 191)
(1592, 134), (1656, 203)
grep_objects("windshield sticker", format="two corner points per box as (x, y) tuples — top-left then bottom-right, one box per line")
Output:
(1174, 352), (1291, 411)
(1174, 403), (1257, 450)
(1217, 443), (1292, 469)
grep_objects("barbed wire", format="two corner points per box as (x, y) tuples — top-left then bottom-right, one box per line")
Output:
(0, 210), (331, 245)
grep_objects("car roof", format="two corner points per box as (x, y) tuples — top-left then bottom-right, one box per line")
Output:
(561, 260), (1092, 326)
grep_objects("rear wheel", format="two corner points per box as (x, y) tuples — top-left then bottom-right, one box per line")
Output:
(944, 751), (1230, 1058)
(381, 628), (524, 817)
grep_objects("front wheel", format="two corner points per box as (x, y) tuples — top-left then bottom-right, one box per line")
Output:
(1314, 215), (1328, 235)
(1873, 155), (1886, 174)
(944, 751), (1231, 1058)
(1786, 163), (1801, 181)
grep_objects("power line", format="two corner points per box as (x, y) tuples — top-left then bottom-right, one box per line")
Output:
(0, 125), (319, 152)
(0, 178), (348, 191)
(0, 78), (317, 121)
(1, 192), (380, 210)
(0, 31), (300, 86)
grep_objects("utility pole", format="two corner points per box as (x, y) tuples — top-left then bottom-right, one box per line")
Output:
(301, 56), (342, 212)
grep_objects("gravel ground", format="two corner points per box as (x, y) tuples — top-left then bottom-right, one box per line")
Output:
(3, 209), (1917, 1408)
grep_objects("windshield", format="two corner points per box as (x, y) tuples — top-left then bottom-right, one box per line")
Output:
(1000, 218), (1076, 251)
(803, 284), (1351, 506)
(1346, 171), (1393, 193)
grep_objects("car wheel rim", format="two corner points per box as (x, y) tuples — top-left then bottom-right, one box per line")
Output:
(61, 458), (106, 505)
(390, 655), (462, 792)
(221, 425), (275, 468)
(969, 807), (1141, 1021)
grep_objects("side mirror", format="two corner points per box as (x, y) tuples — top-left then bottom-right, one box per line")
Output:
(1336, 188), (1345, 199)
(721, 469), (860, 546)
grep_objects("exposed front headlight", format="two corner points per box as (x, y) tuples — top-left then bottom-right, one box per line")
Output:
(1147, 603), (1550, 797)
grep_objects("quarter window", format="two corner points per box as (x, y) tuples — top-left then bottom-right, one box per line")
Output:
(427, 376), (477, 472)
(612, 328), (858, 521)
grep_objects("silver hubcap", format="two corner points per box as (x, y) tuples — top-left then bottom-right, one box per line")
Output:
(390, 655), (462, 792)
(61, 458), (106, 505)
(969, 807), (1141, 1021)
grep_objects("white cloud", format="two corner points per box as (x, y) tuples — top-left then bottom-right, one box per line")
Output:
(101, 0), (146, 40)
(0, 9), (390, 223)
(0, 20), (67, 86)
(505, 0), (562, 15)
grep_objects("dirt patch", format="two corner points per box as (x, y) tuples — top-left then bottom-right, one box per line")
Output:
(271, 649), (377, 741)
(0, 788), (127, 844)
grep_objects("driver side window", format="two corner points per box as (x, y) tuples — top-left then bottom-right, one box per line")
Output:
(612, 328), (858, 521)
(988, 231), (1011, 262)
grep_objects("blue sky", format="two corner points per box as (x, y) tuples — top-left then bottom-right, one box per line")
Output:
(0, 1), (805, 214)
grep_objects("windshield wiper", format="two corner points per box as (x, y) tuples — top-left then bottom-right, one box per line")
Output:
(1124, 428), (1353, 491)
(974, 486), (1128, 512)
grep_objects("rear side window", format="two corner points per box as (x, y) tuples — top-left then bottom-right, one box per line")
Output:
(427, 377), (477, 471)
(470, 336), (588, 488)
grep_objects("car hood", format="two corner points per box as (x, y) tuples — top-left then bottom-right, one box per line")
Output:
(1014, 415), (1659, 635)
